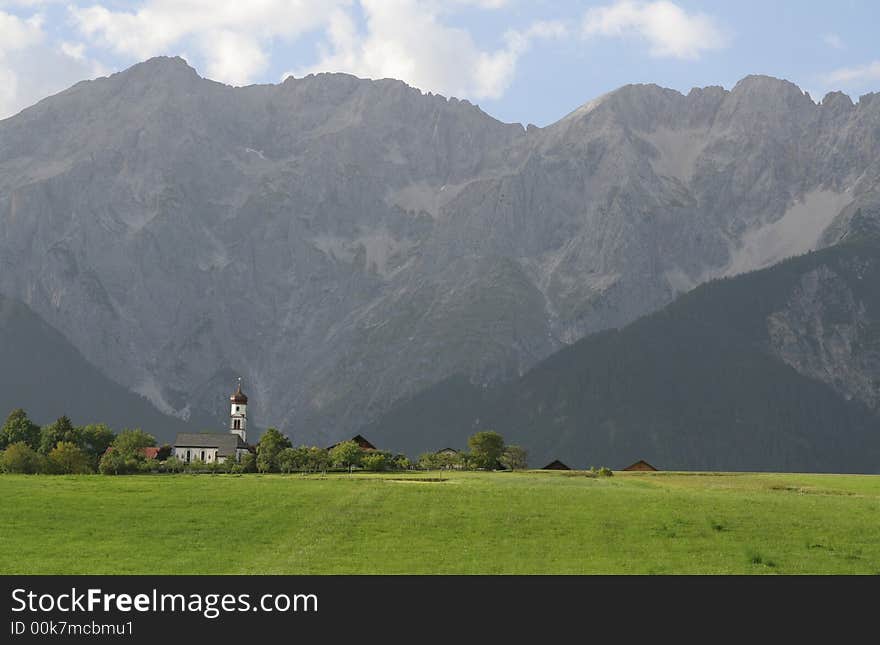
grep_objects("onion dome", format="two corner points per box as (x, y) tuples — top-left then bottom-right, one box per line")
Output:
(230, 381), (248, 404)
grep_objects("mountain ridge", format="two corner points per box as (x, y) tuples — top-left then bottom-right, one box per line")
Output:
(1, 57), (879, 446)
(363, 235), (880, 471)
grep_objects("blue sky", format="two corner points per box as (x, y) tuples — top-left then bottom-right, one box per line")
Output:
(0, 1), (878, 124)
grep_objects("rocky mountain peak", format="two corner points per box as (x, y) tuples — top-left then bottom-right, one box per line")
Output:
(0, 61), (878, 445)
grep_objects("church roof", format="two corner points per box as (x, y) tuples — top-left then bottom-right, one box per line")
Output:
(174, 433), (248, 456)
(230, 382), (248, 404)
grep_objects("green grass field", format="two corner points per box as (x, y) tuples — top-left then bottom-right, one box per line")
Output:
(2, 470), (879, 574)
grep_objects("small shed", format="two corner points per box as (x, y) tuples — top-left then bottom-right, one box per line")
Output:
(622, 459), (658, 472)
(542, 459), (571, 471)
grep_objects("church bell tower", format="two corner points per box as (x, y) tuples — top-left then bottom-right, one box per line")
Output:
(230, 378), (248, 443)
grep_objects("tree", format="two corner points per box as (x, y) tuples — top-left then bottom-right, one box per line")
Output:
(39, 416), (79, 454)
(49, 442), (94, 474)
(417, 452), (440, 470)
(78, 424), (116, 458)
(112, 428), (156, 452)
(361, 451), (390, 472)
(277, 447), (305, 473)
(392, 455), (411, 471)
(98, 429), (156, 475)
(303, 447), (330, 473)
(0, 409), (40, 450)
(256, 428), (292, 473)
(467, 431), (506, 470)
(1, 442), (48, 474)
(500, 445), (528, 471)
(329, 440), (362, 471)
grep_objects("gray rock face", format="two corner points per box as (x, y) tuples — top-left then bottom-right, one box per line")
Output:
(768, 263), (880, 411)
(1, 58), (879, 442)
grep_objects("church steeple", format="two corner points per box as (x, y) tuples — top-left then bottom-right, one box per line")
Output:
(230, 378), (248, 443)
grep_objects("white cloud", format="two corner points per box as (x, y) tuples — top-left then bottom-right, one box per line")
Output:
(70, 0), (348, 86)
(60, 41), (86, 61)
(0, 9), (43, 49)
(0, 8), (107, 119)
(0, 0), (562, 115)
(822, 33), (844, 50)
(582, 0), (726, 60)
(822, 60), (880, 86)
(0, 9), (44, 117)
(295, 1), (565, 100)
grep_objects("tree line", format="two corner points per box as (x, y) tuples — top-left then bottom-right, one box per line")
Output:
(0, 408), (529, 475)
(242, 429), (528, 474)
(0, 408), (164, 474)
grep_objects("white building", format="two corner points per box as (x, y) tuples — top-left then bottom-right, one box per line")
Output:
(172, 381), (252, 464)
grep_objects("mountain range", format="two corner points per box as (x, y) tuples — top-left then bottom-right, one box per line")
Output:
(364, 233), (880, 471)
(1, 56), (878, 466)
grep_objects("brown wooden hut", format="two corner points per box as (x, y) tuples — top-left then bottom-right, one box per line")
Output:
(622, 459), (658, 472)
(542, 459), (571, 470)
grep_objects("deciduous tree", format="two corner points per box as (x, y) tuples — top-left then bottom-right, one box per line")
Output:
(49, 442), (94, 474)
(2, 442), (48, 474)
(39, 416), (78, 454)
(256, 427), (292, 473)
(78, 424), (115, 458)
(500, 445), (528, 470)
(467, 431), (505, 470)
(0, 409), (40, 451)
(329, 440), (362, 471)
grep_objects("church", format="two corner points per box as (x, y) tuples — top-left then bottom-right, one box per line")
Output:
(172, 381), (252, 464)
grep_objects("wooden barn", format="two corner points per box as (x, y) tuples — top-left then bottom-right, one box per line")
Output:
(622, 459), (658, 472)
(327, 434), (377, 451)
(542, 459), (571, 471)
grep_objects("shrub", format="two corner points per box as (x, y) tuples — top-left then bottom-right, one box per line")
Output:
(239, 452), (257, 473)
(99, 449), (141, 475)
(1, 442), (48, 474)
(162, 457), (186, 473)
(48, 441), (94, 474)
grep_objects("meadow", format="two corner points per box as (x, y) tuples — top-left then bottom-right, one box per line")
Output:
(2, 470), (879, 574)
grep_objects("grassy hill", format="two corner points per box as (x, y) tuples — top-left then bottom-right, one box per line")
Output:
(0, 295), (211, 442)
(2, 471), (879, 574)
(364, 237), (880, 472)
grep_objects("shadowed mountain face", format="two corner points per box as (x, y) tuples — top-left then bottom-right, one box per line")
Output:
(0, 295), (210, 439)
(1, 56), (879, 443)
(364, 237), (880, 472)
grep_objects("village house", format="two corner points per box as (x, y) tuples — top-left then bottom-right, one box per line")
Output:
(172, 381), (252, 464)
(542, 459), (571, 471)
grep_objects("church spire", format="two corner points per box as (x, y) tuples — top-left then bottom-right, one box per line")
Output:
(229, 378), (248, 442)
